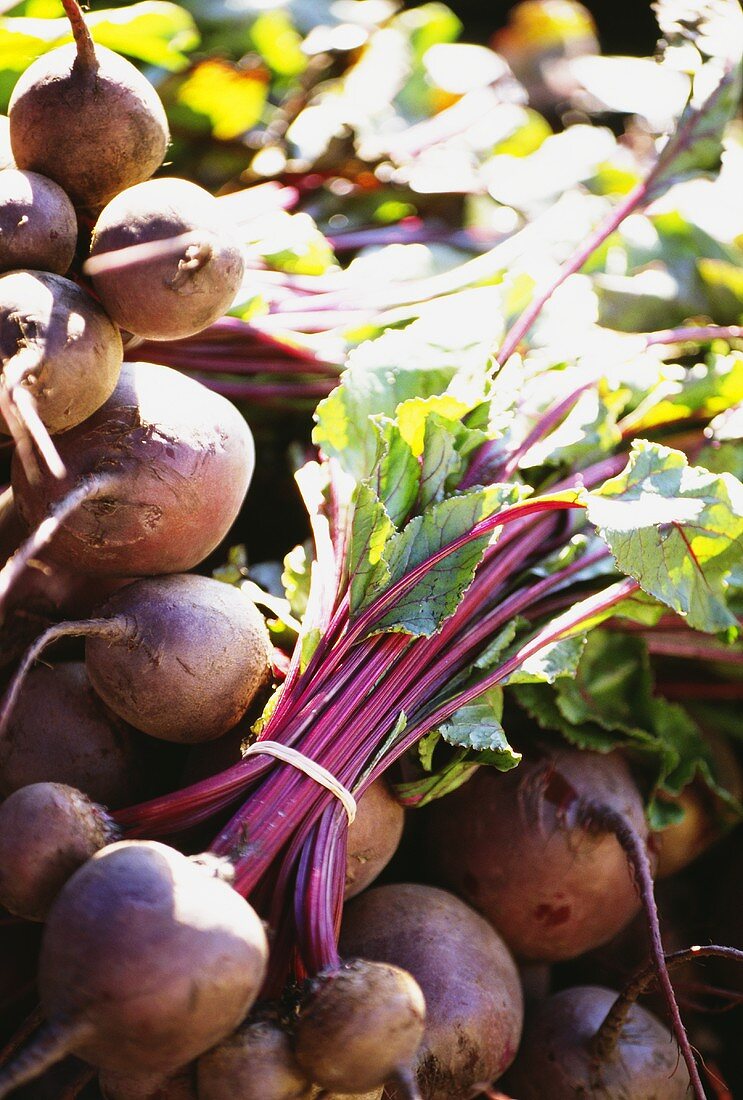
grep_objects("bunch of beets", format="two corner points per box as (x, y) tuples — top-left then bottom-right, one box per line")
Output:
(0, 2), (740, 1099)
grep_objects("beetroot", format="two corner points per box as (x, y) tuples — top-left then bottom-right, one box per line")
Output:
(423, 747), (652, 961)
(0, 168), (77, 274)
(3, 574), (272, 744)
(0, 661), (145, 807)
(11, 360), (255, 577)
(502, 985), (690, 1098)
(423, 747), (712, 1095)
(345, 778), (405, 899)
(340, 884), (523, 1099)
(88, 178), (245, 341)
(0, 782), (115, 920)
(197, 1018), (311, 1100)
(8, 0), (168, 212)
(294, 958), (426, 1096)
(85, 576), (272, 742)
(0, 269), (122, 475)
(0, 841), (269, 1094)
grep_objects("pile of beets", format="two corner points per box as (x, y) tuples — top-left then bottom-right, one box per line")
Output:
(0, 1), (740, 1098)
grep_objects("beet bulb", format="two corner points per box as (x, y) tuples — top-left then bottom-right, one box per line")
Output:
(0, 841), (269, 1094)
(8, 0), (169, 212)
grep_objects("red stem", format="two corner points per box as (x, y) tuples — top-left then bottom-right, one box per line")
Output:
(496, 180), (650, 364)
(644, 324), (743, 347)
(61, 0), (97, 69)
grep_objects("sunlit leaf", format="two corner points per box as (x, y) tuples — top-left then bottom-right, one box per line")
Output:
(249, 9), (306, 78)
(587, 440), (743, 632)
(167, 58), (268, 139)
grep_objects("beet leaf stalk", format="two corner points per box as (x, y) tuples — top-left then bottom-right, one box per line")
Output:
(118, 351), (742, 1079)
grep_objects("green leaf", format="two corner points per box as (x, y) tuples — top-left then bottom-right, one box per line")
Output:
(395, 394), (472, 456)
(281, 543), (312, 622)
(313, 303), (497, 483)
(348, 482), (393, 614)
(394, 685), (519, 808)
(647, 714), (732, 827)
(313, 336), (460, 482)
(0, 20), (57, 80)
(515, 630), (719, 810)
(505, 634), (587, 684)
(300, 626), (321, 673)
(555, 631), (656, 732)
(591, 210), (737, 331)
(486, 125), (619, 212)
(377, 396), (493, 515)
(517, 682), (625, 754)
(370, 418), (420, 528)
(392, 752), (479, 807)
(593, 268), (697, 333)
(648, 696), (709, 796)
(697, 257), (743, 322)
(647, 797), (686, 831)
(492, 107), (552, 157)
(364, 484), (524, 636)
(417, 729), (439, 773)
(166, 57), (267, 139)
(85, 2), (199, 69)
(361, 711), (409, 788)
(7, 1), (64, 16)
(439, 686), (521, 768)
(586, 440), (743, 632)
(250, 683), (283, 738)
(393, 2), (462, 59)
(687, 700), (743, 742)
(474, 620), (520, 670)
(249, 9), (306, 78)
(531, 533), (618, 589)
(418, 413), (462, 512)
(212, 542), (249, 587)
(696, 439), (743, 483)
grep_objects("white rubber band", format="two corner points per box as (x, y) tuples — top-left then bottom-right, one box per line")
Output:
(243, 740), (357, 824)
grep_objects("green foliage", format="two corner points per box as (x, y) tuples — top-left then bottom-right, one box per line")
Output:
(587, 440), (743, 632)
(517, 630), (735, 823)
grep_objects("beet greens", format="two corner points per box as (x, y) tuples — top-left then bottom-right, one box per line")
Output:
(104, 16), (743, 1094)
(113, 350), (743, 1093)
(1, 3), (742, 1097)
